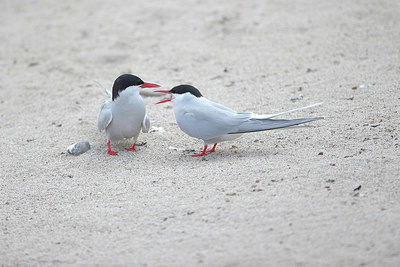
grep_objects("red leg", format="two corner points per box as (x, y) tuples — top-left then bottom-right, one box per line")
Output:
(206, 143), (217, 153)
(125, 143), (137, 152)
(192, 145), (208, 157)
(107, 140), (118, 155)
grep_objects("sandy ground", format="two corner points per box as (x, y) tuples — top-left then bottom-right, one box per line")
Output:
(1, 0), (400, 265)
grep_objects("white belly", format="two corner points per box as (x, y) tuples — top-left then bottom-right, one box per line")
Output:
(106, 101), (145, 142)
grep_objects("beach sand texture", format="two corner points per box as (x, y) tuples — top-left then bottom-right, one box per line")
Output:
(1, 0), (399, 265)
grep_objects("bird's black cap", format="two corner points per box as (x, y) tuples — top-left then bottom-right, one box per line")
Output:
(112, 74), (144, 100)
(169, 85), (203, 97)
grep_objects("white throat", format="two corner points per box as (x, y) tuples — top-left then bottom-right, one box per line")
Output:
(114, 85), (141, 104)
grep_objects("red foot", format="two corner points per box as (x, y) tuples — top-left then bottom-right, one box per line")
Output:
(192, 145), (208, 157)
(206, 143), (217, 154)
(125, 143), (136, 152)
(108, 150), (118, 155)
(107, 140), (118, 155)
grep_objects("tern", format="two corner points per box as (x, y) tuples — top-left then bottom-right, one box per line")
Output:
(98, 74), (160, 155)
(156, 85), (323, 157)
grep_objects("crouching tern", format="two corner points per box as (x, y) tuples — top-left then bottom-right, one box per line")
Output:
(156, 85), (323, 157)
(98, 74), (160, 155)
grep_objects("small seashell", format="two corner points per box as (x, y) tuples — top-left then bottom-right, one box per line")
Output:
(149, 126), (165, 133)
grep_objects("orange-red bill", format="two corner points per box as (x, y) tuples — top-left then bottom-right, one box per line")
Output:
(156, 98), (172, 104)
(155, 90), (173, 104)
(140, 82), (160, 88)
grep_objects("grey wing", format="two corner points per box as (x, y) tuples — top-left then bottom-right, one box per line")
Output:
(233, 117), (323, 134)
(179, 98), (252, 140)
(141, 114), (150, 133)
(98, 101), (112, 132)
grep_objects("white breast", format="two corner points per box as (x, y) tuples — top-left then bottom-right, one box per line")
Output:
(106, 87), (146, 142)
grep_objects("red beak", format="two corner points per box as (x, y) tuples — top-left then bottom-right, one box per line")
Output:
(155, 90), (173, 104)
(156, 98), (172, 104)
(140, 82), (160, 88)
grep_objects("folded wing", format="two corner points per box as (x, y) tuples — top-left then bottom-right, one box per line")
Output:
(98, 100), (113, 132)
(141, 114), (150, 133)
(231, 117), (323, 134)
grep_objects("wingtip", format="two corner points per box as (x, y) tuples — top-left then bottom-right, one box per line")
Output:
(94, 80), (111, 98)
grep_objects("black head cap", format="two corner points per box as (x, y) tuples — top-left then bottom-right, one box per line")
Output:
(112, 74), (144, 100)
(169, 85), (203, 97)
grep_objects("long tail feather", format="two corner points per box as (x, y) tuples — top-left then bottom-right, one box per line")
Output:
(253, 102), (323, 119)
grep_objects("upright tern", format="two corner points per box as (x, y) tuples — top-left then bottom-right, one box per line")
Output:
(98, 74), (160, 155)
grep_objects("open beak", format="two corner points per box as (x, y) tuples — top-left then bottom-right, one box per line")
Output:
(140, 82), (160, 88)
(155, 90), (173, 104)
(156, 98), (172, 104)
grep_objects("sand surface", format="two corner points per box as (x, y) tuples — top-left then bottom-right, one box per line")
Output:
(1, 0), (399, 265)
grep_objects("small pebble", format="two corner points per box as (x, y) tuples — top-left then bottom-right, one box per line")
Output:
(290, 94), (303, 103)
(28, 62), (39, 67)
(135, 142), (147, 146)
(67, 140), (90, 156)
(251, 188), (263, 192)
(353, 185), (362, 191)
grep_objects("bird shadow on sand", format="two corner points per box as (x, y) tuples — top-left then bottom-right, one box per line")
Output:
(169, 146), (280, 163)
